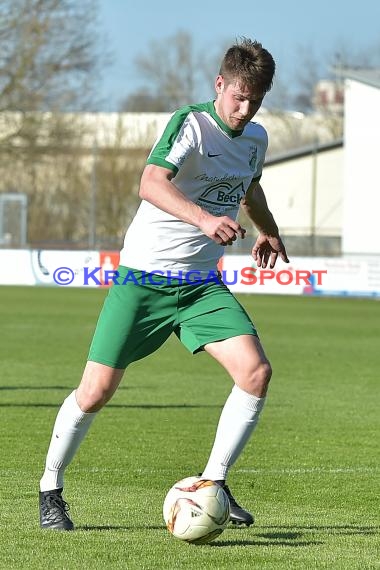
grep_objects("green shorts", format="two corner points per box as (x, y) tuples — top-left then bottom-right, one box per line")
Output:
(88, 266), (257, 368)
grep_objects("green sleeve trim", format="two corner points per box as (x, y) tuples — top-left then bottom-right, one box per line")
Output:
(146, 102), (211, 169)
(146, 156), (179, 174)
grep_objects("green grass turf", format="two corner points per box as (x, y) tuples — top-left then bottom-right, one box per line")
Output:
(0, 286), (379, 569)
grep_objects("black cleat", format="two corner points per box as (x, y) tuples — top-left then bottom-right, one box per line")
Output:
(39, 488), (74, 531)
(217, 482), (255, 527)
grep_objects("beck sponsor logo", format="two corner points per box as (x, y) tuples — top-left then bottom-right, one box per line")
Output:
(198, 181), (245, 207)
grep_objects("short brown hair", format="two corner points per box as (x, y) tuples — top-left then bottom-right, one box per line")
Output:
(219, 37), (275, 94)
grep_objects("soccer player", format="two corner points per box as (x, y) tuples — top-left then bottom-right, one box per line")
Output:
(39, 37), (289, 530)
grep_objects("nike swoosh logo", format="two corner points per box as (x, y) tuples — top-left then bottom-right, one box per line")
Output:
(207, 152), (222, 158)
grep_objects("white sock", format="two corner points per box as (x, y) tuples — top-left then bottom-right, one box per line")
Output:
(39, 390), (97, 492)
(202, 385), (266, 481)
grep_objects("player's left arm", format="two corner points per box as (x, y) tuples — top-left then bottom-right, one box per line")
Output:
(241, 179), (289, 268)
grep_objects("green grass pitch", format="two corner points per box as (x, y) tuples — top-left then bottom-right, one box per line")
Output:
(0, 286), (379, 569)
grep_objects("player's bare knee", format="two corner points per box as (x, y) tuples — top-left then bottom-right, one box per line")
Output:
(77, 362), (123, 412)
(262, 359), (272, 382)
(76, 382), (114, 412)
(245, 361), (272, 395)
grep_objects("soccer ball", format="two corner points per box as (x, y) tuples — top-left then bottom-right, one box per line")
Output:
(163, 476), (230, 545)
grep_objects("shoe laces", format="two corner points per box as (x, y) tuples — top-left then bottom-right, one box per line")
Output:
(42, 492), (70, 522)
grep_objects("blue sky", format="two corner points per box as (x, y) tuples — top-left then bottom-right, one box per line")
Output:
(96, 0), (380, 111)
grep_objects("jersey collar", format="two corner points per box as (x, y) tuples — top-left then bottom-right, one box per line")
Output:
(207, 101), (244, 138)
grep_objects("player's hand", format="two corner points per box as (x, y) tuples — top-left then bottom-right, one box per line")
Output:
(200, 215), (246, 246)
(252, 233), (289, 268)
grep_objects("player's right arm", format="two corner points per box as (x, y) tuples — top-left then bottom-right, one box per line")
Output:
(139, 164), (246, 246)
(241, 180), (289, 268)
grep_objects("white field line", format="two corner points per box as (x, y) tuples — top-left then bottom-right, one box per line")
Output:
(73, 466), (380, 475)
(236, 467), (380, 474)
(1, 466), (378, 477)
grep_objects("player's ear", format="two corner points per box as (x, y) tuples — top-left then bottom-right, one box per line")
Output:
(215, 75), (224, 94)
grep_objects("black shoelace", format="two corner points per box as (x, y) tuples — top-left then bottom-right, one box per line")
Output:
(42, 493), (70, 522)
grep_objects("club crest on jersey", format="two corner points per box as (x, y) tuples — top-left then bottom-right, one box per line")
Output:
(249, 145), (258, 172)
(197, 181), (245, 208)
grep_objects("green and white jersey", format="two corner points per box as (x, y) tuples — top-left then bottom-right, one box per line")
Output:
(120, 101), (268, 275)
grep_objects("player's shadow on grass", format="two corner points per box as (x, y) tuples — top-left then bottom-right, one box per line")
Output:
(260, 524), (380, 537)
(0, 402), (221, 409)
(0, 385), (139, 391)
(73, 526), (322, 547)
(211, 524), (379, 547)
(78, 525), (166, 531)
(0, 385), (71, 391)
(211, 538), (323, 547)
(211, 529), (323, 548)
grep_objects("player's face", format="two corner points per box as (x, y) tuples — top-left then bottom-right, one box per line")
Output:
(214, 75), (265, 131)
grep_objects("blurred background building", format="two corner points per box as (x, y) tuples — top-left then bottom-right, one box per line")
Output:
(1, 71), (378, 256)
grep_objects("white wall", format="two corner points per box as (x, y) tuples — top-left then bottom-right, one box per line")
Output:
(342, 80), (380, 254)
(262, 147), (343, 236)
